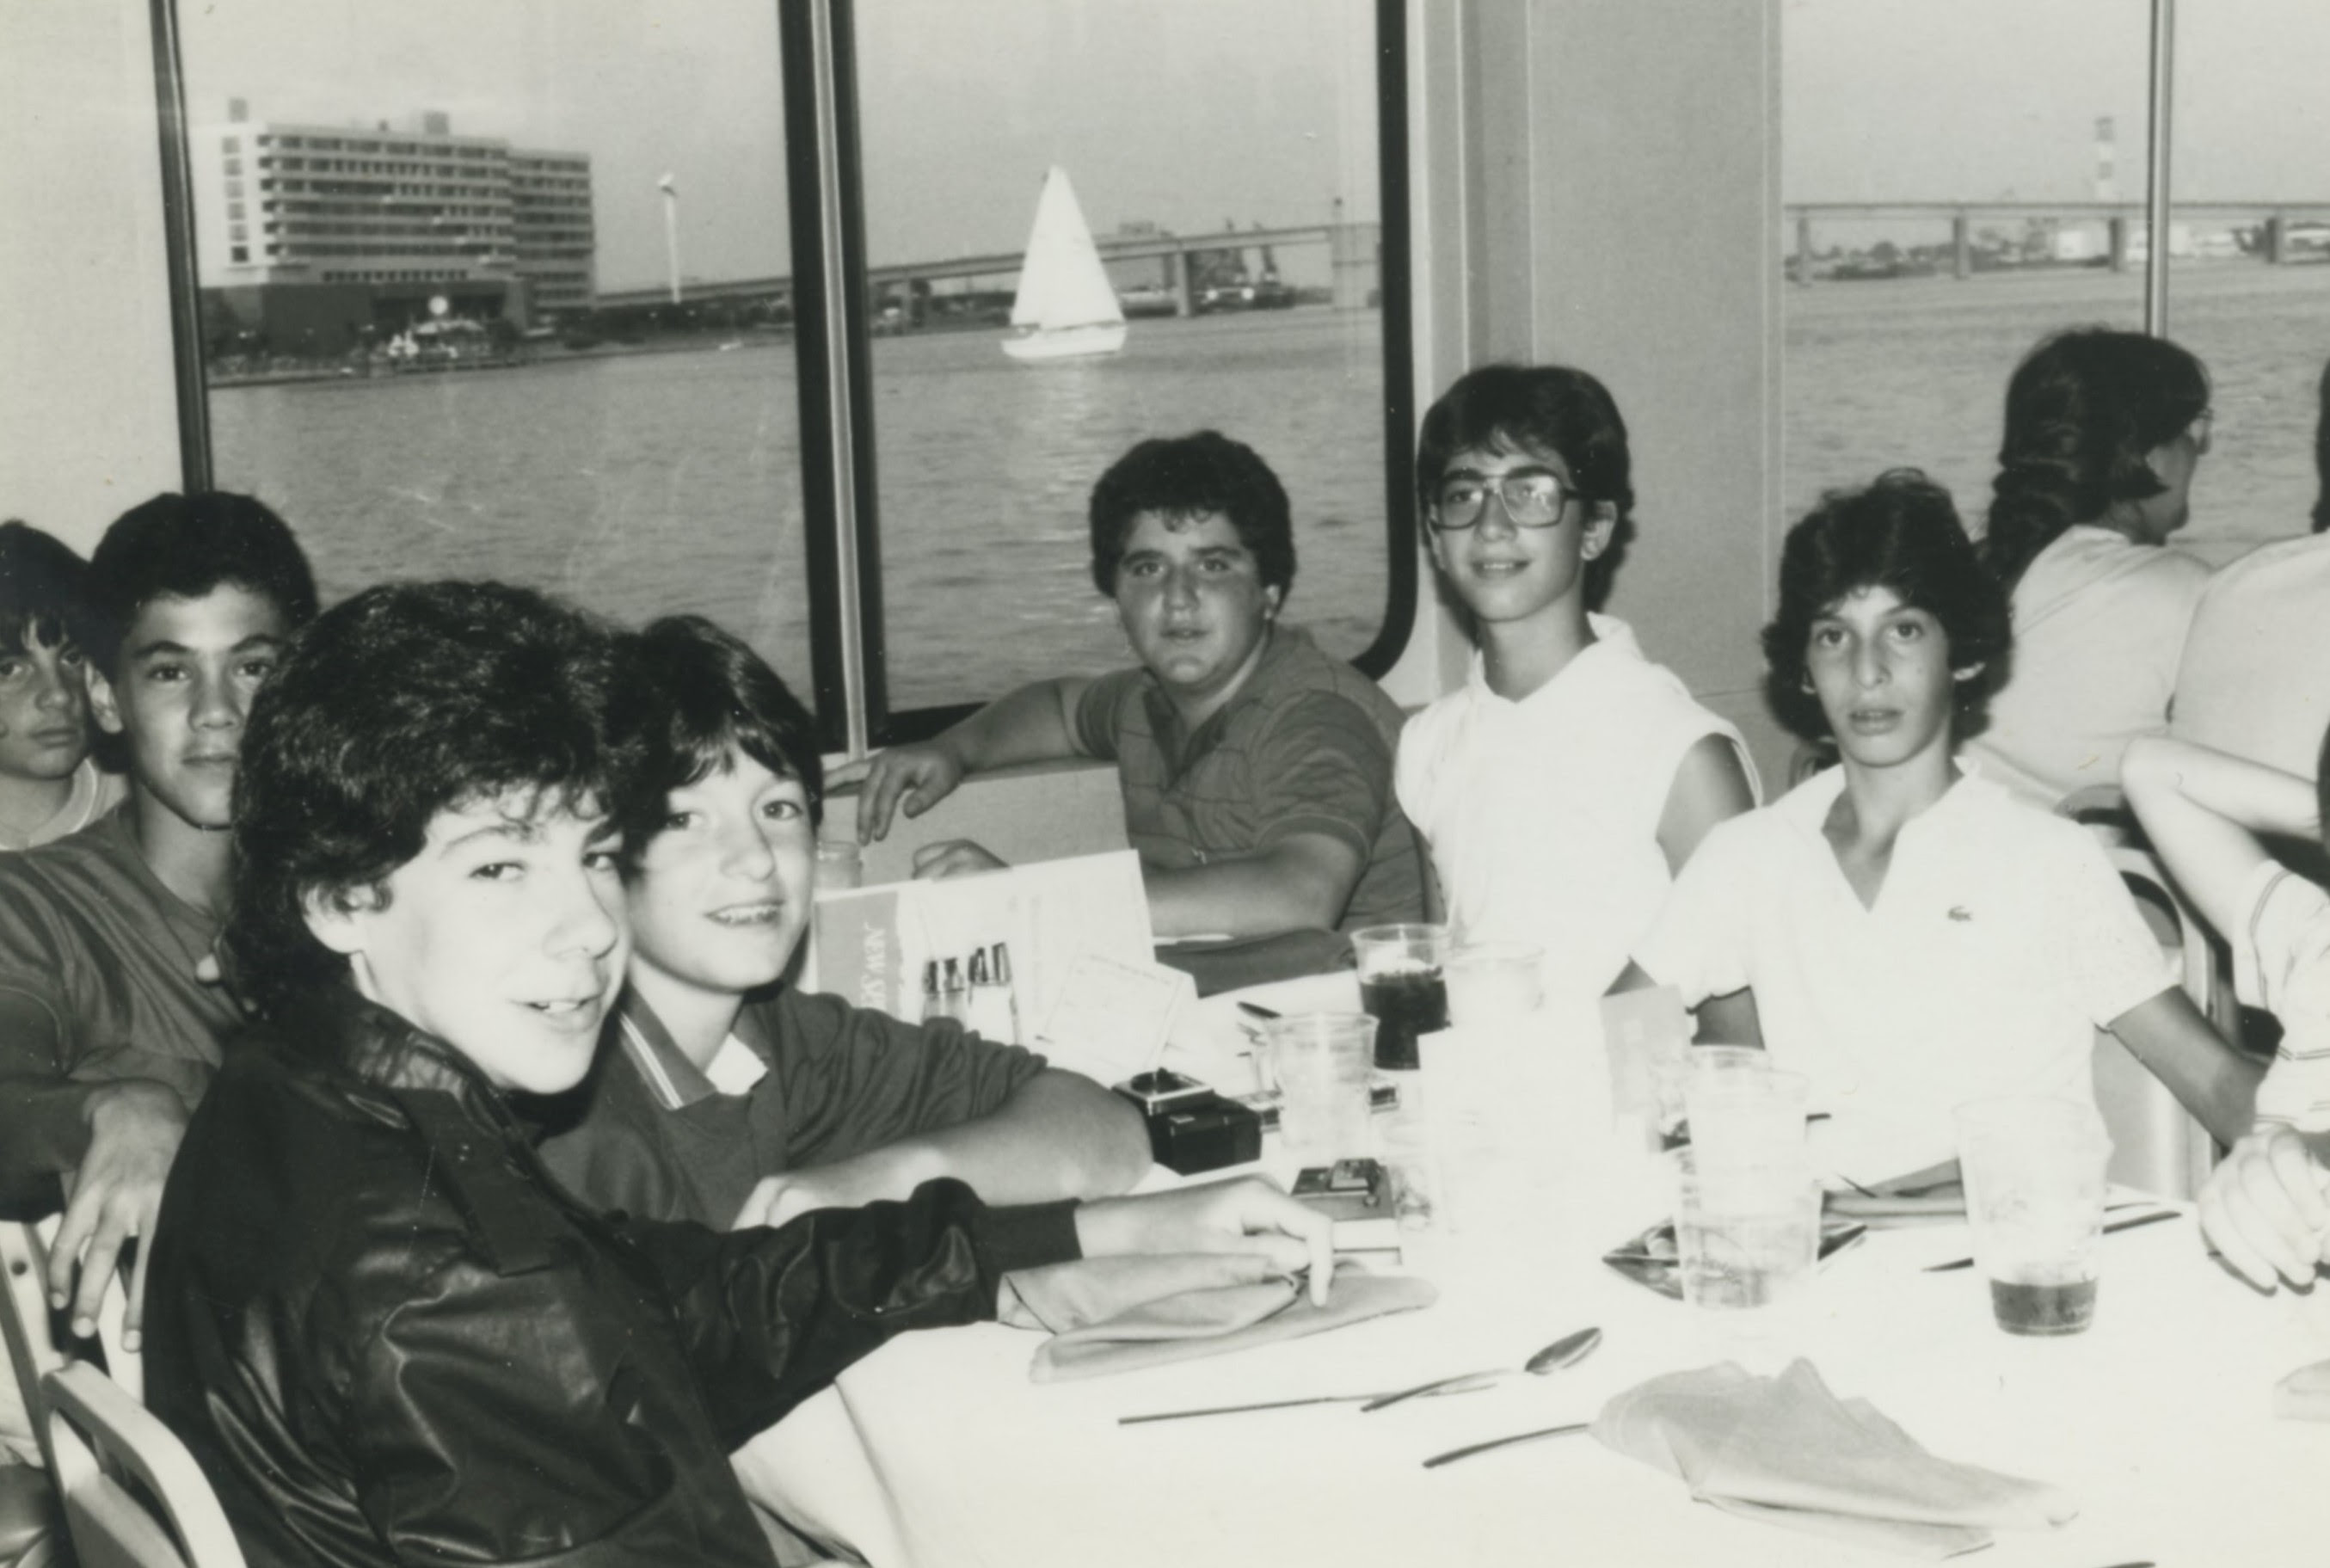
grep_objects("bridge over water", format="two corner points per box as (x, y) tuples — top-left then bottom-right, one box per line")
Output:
(593, 220), (1381, 315)
(1788, 200), (2330, 283)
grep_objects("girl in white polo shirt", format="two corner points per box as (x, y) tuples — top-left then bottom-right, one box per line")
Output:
(1618, 471), (2257, 1187)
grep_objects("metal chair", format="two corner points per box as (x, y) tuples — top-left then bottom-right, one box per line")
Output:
(43, 1362), (242, 1568)
(2090, 843), (2233, 1200)
(0, 1223), (61, 1568)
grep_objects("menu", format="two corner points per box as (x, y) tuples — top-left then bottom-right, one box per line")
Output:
(802, 850), (1185, 1078)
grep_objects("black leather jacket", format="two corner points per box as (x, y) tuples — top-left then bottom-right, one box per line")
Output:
(143, 986), (1079, 1568)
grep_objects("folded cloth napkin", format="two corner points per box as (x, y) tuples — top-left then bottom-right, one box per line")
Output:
(1591, 1360), (2076, 1559)
(999, 1256), (1435, 1382)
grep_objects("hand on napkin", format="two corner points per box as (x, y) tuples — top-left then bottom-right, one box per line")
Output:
(998, 1256), (1436, 1382)
(1591, 1360), (2075, 1559)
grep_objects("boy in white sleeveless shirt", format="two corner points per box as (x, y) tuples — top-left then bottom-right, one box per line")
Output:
(1397, 364), (1756, 1004)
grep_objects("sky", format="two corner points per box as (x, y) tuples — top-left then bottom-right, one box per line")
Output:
(177, 0), (2330, 292)
(177, 0), (1378, 292)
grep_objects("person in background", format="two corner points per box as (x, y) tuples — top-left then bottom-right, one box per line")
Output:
(2123, 729), (2330, 1290)
(0, 521), (123, 852)
(1396, 363), (1756, 1002)
(0, 492), (316, 1348)
(140, 580), (1330, 1568)
(537, 613), (1148, 1233)
(2169, 354), (2330, 792)
(855, 430), (1423, 956)
(1615, 471), (2256, 1184)
(1964, 327), (2215, 806)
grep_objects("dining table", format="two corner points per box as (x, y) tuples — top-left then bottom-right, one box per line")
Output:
(736, 975), (2330, 1568)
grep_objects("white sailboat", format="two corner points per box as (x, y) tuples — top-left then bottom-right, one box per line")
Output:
(1003, 166), (1127, 362)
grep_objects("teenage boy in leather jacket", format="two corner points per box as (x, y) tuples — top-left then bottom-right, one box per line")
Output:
(141, 581), (1329, 1568)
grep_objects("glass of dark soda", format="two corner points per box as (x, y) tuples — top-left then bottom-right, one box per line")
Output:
(1351, 923), (1450, 1071)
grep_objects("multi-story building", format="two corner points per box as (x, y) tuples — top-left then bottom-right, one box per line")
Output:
(194, 102), (595, 356)
(510, 150), (596, 317)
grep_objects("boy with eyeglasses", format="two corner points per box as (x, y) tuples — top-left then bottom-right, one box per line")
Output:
(1397, 364), (1756, 1004)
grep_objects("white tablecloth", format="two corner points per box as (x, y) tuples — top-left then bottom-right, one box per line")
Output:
(745, 993), (2330, 1568)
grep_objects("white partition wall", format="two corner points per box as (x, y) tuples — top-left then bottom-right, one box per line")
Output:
(1391, 0), (1788, 782)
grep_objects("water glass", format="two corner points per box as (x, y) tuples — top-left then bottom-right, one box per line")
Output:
(1444, 941), (1544, 1025)
(1955, 1097), (2112, 1337)
(1670, 1148), (1822, 1313)
(815, 833), (864, 891)
(1681, 1048), (1811, 1173)
(1350, 923), (1450, 1070)
(1263, 1012), (1377, 1165)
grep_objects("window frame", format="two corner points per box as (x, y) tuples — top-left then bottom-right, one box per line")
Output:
(151, 0), (1417, 758)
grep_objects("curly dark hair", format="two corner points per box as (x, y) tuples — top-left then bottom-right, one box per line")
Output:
(1979, 328), (2210, 592)
(1414, 362), (1636, 610)
(0, 521), (94, 659)
(1764, 470), (2011, 743)
(611, 615), (823, 860)
(84, 492), (318, 674)
(226, 581), (636, 1018)
(1087, 431), (1294, 600)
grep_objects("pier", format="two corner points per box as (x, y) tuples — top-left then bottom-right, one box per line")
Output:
(592, 220), (1380, 317)
(1788, 200), (2330, 285)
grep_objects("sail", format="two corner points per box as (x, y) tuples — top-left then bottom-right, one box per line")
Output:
(1009, 167), (1124, 331)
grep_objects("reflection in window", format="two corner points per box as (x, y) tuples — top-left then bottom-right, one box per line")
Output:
(852, 0), (1395, 713)
(2169, 0), (2330, 563)
(1782, 0), (2149, 526)
(176, 0), (812, 699)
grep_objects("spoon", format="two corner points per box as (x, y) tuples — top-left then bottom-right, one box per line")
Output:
(1360, 1325), (1602, 1412)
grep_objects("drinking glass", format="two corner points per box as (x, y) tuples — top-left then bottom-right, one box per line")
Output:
(1444, 941), (1545, 1025)
(1350, 923), (1449, 1070)
(1670, 1148), (1822, 1313)
(1955, 1097), (2112, 1336)
(815, 833), (864, 891)
(1681, 1048), (1811, 1173)
(1263, 1012), (1377, 1165)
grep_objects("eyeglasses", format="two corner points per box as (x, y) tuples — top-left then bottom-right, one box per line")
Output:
(1429, 471), (1574, 531)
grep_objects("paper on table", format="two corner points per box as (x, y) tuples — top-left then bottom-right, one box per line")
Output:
(1037, 952), (1196, 1086)
(802, 850), (1153, 1044)
(1600, 985), (1692, 1122)
(1592, 1359), (2076, 1559)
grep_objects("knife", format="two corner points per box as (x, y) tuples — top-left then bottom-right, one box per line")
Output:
(1120, 1374), (1499, 1425)
(1921, 1208), (2180, 1273)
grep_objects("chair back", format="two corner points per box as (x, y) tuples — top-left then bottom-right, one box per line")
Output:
(0, 1224), (63, 1476)
(42, 1363), (242, 1568)
(2091, 845), (2229, 1200)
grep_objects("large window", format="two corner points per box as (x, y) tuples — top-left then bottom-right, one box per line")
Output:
(2169, 0), (2330, 557)
(162, 0), (1411, 752)
(1781, 0), (2149, 533)
(175, 0), (814, 692)
(1782, 1), (2330, 568)
(851, 0), (1399, 713)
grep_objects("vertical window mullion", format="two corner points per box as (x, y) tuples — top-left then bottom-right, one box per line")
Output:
(152, 0), (217, 492)
(2143, 0), (2175, 336)
(1362, 0), (1419, 678)
(779, 0), (883, 757)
